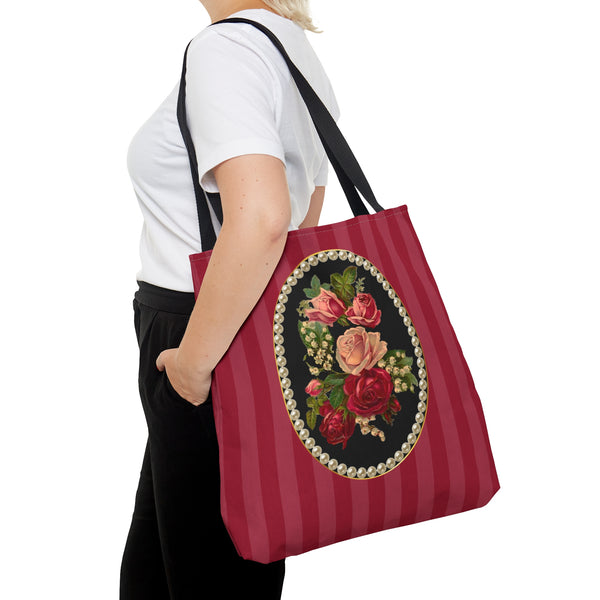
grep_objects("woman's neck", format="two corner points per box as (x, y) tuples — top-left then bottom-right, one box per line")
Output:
(200, 0), (281, 24)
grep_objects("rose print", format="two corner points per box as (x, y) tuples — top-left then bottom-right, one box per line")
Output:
(318, 401), (356, 449)
(336, 327), (388, 376)
(345, 293), (382, 328)
(343, 368), (394, 417)
(304, 288), (347, 326)
(297, 260), (418, 447)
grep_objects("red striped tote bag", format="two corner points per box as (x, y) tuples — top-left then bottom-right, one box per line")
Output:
(177, 17), (500, 564)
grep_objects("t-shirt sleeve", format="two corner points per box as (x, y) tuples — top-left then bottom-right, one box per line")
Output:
(185, 31), (286, 193)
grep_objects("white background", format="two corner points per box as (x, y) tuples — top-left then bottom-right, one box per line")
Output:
(1, 0), (598, 598)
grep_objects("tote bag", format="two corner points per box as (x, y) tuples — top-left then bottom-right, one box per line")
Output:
(177, 17), (500, 564)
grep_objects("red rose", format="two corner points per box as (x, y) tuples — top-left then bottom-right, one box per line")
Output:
(343, 367), (394, 417)
(305, 379), (322, 397)
(319, 401), (356, 449)
(345, 293), (381, 328)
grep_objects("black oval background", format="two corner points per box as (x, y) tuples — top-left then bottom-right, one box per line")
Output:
(279, 254), (423, 471)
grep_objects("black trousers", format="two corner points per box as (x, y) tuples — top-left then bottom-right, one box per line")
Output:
(119, 281), (286, 599)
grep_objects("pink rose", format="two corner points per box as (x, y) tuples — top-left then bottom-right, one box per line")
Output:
(343, 368), (394, 417)
(335, 326), (388, 375)
(345, 293), (381, 328)
(305, 379), (322, 397)
(304, 288), (347, 326)
(318, 401), (356, 449)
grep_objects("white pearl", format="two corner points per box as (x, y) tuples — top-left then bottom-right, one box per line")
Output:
(275, 345), (285, 355)
(347, 466), (357, 478)
(401, 442), (411, 453)
(386, 458), (396, 469)
(407, 433), (416, 444)
(290, 409), (300, 421)
(319, 452), (330, 464)
(357, 467), (367, 479)
(294, 419), (304, 431)
(412, 423), (421, 435)
(276, 303), (285, 313)
(355, 256), (363, 266)
(382, 281), (389, 291)
(299, 429), (309, 440)
(305, 437), (315, 449)
(338, 251), (348, 260)
(317, 252), (327, 262)
(293, 268), (303, 279)
(280, 377), (291, 389)
(367, 466), (377, 478)
(286, 399), (296, 410)
(300, 261), (310, 271)
(403, 316), (412, 327)
(328, 459), (338, 470)
(337, 463), (347, 475)
(377, 463), (387, 474)
(394, 450), (403, 461)
(311, 445), (322, 457)
(284, 389), (294, 399)
(417, 401), (426, 412)
(393, 297), (401, 307)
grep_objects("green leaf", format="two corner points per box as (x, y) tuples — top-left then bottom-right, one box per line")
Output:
(321, 283), (331, 290)
(343, 266), (357, 283)
(303, 287), (317, 298)
(329, 385), (346, 409)
(310, 275), (321, 292)
(398, 356), (413, 367)
(408, 373), (419, 387)
(337, 314), (351, 327)
(306, 408), (317, 430)
(323, 373), (346, 387)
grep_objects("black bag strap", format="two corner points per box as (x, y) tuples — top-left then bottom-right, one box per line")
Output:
(176, 16), (385, 252)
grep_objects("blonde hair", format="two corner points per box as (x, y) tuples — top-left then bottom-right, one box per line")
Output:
(261, 0), (322, 33)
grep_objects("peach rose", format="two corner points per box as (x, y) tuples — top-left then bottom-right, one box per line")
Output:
(345, 293), (381, 328)
(335, 326), (388, 375)
(304, 288), (346, 326)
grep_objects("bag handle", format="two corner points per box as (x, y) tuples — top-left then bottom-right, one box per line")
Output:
(177, 17), (385, 252)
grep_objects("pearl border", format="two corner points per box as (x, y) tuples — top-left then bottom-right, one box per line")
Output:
(274, 249), (429, 480)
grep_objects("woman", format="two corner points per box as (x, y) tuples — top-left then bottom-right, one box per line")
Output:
(120, 0), (340, 598)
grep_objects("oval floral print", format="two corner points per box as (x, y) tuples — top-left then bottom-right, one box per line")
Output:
(273, 250), (429, 479)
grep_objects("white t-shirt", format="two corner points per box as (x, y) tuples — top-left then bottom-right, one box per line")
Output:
(127, 8), (341, 292)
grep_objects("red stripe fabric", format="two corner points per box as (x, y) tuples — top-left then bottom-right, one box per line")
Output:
(189, 204), (500, 564)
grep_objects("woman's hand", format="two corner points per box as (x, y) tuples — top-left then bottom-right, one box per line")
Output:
(155, 348), (212, 406)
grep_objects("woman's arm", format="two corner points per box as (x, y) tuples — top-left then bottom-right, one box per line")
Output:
(156, 153), (291, 405)
(298, 185), (326, 228)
